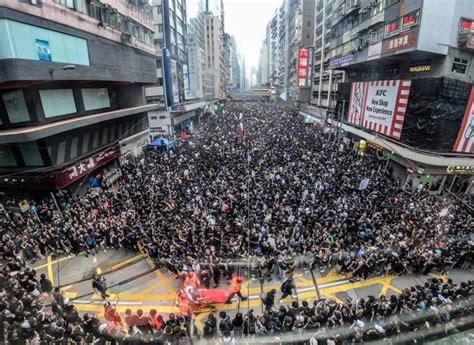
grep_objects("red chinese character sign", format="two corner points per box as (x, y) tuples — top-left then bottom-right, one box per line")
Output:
(382, 29), (418, 54)
(297, 47), (313, 88)
(54, 146), (121, 189)
(347, 79), (412, 140)
(453, 86), (474, 154)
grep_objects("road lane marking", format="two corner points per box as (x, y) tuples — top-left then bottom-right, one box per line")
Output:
(111, 254), (145, 270)
(47, 256), (54, 286)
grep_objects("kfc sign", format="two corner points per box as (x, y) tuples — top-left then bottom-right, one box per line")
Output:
(54, 146), (121, 188)
(297, 47), (313, 88)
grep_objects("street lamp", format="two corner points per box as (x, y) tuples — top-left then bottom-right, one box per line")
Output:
(48, 64), (77, 77)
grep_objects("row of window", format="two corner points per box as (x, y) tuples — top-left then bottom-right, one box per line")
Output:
(1, 88), (110, 125)
(0, 115), (147, 168)
(53, 0), (153, 45)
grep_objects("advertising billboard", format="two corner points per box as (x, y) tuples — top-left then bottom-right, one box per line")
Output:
(347, 79), (412, 139)
(453, 86), (474, 153)
(170, 59), (180, 104)
(297, 47), (313, 88)
(183, 64), (194, 100)
(162, 48), (173, 107)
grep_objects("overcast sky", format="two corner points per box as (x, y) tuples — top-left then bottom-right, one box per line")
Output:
(224, 0), (282, 70)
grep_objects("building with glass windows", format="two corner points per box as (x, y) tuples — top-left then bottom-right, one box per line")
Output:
(319, 0), (474, 194)
(0, 0), (158, 192)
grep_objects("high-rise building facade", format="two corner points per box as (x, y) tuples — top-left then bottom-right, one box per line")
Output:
(204, 0), (226, 99)
(145, 0), (187, 107)
(311, 0), (345, 109)
(146, 0), (211, 136)
(187, 0), (208, 99)
(326, 0), (474, 194)
(265, 0), (315, 101)
(224, 34), (241, 91)
(258, 38), (270, 86)
(0, 0), (157, 192)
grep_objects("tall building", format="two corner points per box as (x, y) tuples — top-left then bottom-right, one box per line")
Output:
(146, 0), (209, 136)
(224, 34), (241, 91)
(145, 0), (187, 108)
(203, 0), (226, 100)
(311, 0), (345, 110)
(240, 55), (248, 91)
(325, 0), (474, 194)
(265, 0), (315, 101)
(0, 0), (157, 192)
(286, 0), (315, 102)
(187, 0), (208, 99)
(257, 38), (270, 86)
(186, 33), (205, 100)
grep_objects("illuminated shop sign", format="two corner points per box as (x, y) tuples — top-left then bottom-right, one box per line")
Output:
(401, 11), (420, 31)
(446, 166), (474, 174)
(409, 60), (431, 73)
(384, 20), (399, 38)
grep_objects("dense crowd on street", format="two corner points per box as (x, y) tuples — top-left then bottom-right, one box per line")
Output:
(0, 100), (472, 343)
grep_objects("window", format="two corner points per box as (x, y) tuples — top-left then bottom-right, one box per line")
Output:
(156, 5), (162, 14)
(386, 0), (400, 8)
(452, 57), (468, 74)
(0, 146), (17, 167)
(54, 0), (86, 13)
(81, 88), (111, 111)
(159, 115), (166, 119)
(19, 144), (43, 166)
(150, 116), (157, 120)
(39, 89), (77, 118)
(2, 90), (30, 123)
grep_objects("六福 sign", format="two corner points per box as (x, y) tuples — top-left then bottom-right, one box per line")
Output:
(297, 47), (313, 88)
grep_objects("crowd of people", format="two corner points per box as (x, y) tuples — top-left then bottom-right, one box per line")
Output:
(0, 100), (472, 343)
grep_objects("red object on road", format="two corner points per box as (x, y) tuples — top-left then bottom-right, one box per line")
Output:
(197, 289), (228, 304)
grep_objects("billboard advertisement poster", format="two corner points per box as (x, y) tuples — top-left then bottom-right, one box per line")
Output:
(453, 86), (474, 153)
(183, 64), (194, 100)
(347, 80), (412, 140)
(170, 59), (180, 104)
(35, 39), (51, 61)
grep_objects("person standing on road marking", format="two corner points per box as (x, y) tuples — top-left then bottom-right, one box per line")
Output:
(225, 276), (247, 304)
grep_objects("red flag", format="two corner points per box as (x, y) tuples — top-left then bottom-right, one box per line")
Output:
(179, 131), (189, 141)
(237, 123), (244, 140)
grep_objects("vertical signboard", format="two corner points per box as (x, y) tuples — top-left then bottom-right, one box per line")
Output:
(170, 59), (180, 104)
(297, 47), (309, 88)
(453, 86), (474, 153)
(347, 79), (412, 139)
(183, 64), (193, 100)
(162, 48), (173, 108)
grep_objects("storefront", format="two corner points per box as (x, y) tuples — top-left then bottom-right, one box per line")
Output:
(51, 145), (121, 191)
